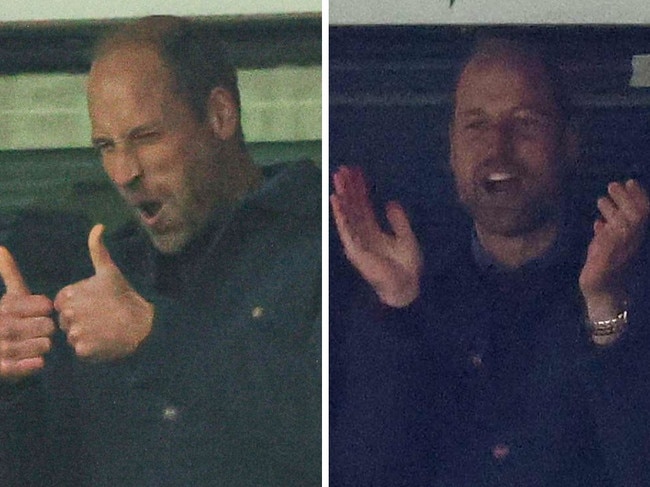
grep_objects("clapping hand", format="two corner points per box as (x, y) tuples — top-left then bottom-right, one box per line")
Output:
(331, 165), (423, 308)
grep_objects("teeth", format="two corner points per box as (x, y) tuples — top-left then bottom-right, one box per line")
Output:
(487, 172), (514, 182)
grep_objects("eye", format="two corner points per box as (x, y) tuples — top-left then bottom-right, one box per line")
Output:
(463, 119), (489, 131)
(132, 130), (162, 144)
(92, 139), (113, 154)
(512, 111), (554, 135)
(514, 115), (541, 129)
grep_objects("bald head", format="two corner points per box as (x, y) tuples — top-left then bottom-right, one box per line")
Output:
(455, 38), (569, 123)
(92, 15), (241, 130)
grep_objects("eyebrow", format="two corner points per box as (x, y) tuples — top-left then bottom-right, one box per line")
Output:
(455, 108), (486, 118)
(91, 121), (162, 147)
(455, 106), (557, 119)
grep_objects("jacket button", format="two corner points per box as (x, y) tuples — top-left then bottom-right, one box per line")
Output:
(162, 406), (179, 422)
(252, 306), (264, 319)
(492, 443), (510, 462)
(469, 353), (483, 368)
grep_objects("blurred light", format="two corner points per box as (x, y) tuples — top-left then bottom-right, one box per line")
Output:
(630, 54), (650, 87)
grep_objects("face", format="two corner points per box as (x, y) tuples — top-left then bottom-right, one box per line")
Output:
(450, 51), (572, 237)
(87, 44), (224, 254)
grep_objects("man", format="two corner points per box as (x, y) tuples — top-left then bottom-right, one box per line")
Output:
(331, 38), (650, 485)
(0, 16), (320, 486)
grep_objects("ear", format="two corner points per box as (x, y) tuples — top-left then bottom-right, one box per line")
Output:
(207, 87), (239, 141)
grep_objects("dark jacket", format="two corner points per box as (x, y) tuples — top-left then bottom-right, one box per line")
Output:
(330, 210), (650, 487)
(1, 161), (321, 487)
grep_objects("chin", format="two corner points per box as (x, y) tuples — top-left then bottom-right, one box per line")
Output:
(471, 205), (558, 238)
(146, 228), (191, 255)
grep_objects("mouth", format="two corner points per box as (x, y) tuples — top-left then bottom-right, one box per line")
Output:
(482, 172), (520, 193)
(135, 201), (163, 226)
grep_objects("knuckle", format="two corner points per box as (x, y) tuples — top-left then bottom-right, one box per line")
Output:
(34, 295), (54, 313)
(75, 342), (94, 359)
(0, 323), (10, 340)
(0, 358), (15, 377)
(37, 338), (52, 355)
(61, 307), (74, 319)
(37, 317), (56, 335)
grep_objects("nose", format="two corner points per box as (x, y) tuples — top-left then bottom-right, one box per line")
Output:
(104, 145), (142, 189)
(486, 121), (513, 161)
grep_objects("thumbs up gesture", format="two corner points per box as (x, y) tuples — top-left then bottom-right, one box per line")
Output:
(54, 224), (154, 361)
(0, 247), (55, 381)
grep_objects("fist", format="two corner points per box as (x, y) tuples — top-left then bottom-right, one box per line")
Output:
(0, 247), (55, 381)
(54, 224), (154, 361)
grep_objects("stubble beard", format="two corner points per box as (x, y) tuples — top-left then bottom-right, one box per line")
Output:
(457, 180), (563, 238)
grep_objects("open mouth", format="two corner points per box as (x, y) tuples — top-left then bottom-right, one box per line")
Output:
(137, 201), (163, 222)
(483, 172), (519, 193)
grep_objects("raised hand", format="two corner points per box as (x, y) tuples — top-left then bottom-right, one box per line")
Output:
(330, 165), (423, 307)
(0, 247), (55, 381)
(579, 179), (650, 321)
(54, 224), (154, 361)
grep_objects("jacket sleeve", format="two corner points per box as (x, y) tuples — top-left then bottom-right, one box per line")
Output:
(579, 261), (650, 487)
(0, 336), (81, 487)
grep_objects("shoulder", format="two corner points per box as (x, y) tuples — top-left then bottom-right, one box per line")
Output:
(250, 160), (321, 220)
(233, 160), (321, 257)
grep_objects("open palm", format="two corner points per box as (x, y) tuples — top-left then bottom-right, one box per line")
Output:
(331, 166), (423, 308)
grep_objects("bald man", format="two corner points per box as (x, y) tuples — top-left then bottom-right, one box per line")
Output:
(331, 37), (650, 486)
(0, 16), (320, 486)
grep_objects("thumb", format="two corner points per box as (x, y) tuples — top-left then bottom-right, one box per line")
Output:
(385, 201), (415, 240)
(0, 246), (30, 295)
(88, 224), (115, 275)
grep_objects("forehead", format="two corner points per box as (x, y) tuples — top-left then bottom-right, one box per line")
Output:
(454, 51), (559, 116)
(87, 43), (183, 131)
(88, 44), (177, 106)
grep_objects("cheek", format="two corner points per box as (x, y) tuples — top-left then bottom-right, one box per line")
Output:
(450, 139), (479, 181)
(516, 139), (560, 177)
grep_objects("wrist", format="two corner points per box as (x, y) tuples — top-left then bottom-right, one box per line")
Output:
(377, 287), (420, 308)
(583, 290), (627, 323)
(583, 292), (629, 346)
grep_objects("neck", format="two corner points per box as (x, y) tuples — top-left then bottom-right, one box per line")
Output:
(475, 219), (560, 270)
(232, 151), (263, 199)
(218, 145), (263, 202)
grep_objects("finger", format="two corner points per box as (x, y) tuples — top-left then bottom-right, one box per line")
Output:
(333, 169), (382, 239)
(597, 196), (623, 229)
(0, 356), (45, 379)
(608, 182), (644, 223)
(65, 326), (81, 348)
(347, 167), (383, 234)
(0, 316), (55, 341)
(349, 166), (373, 218)
(333, 167), (359, 207)
(88, 224), (115, 275)
(625, 179), (650, 216)
(0, 293), (53, 317)
(593, 217), (606, 235)
(332, 165), (351, 197)
(53, 286), (72, 314)
(331, 194), (359, 254)
(0, 247), (30, 295)
(385, 201), (415, 240)
(56, 306), (74, 334)
(0, 336), (52, 360)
